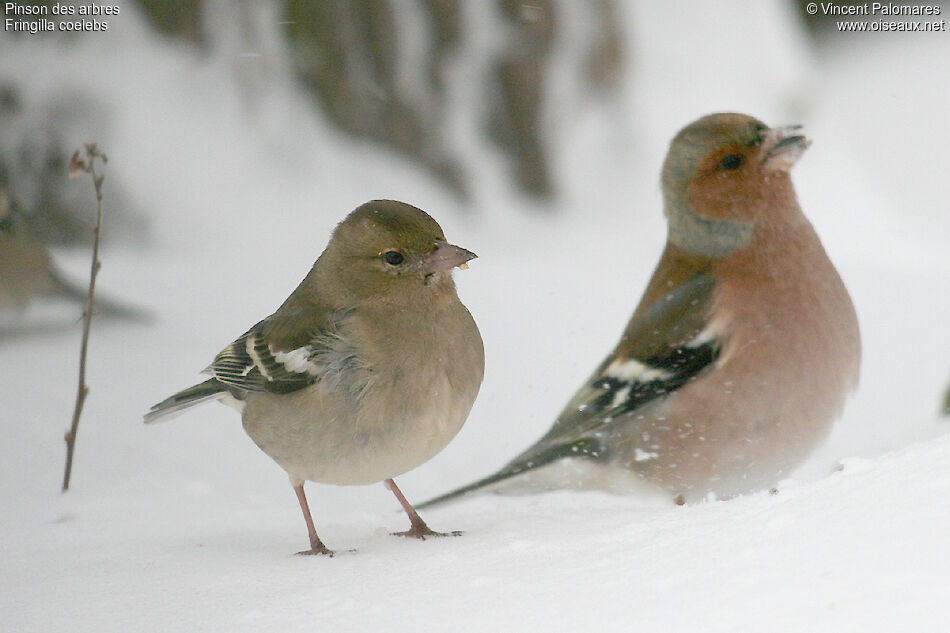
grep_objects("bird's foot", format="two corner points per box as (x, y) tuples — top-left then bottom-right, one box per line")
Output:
(384, 478), (462, 540)
(295, 543), (335, 557)
(392, 524), (463, 540)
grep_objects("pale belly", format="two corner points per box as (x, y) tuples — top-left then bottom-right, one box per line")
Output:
(239, 372), (478, 486)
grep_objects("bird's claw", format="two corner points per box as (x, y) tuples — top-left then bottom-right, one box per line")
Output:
(295, 544), (335, 557)
(392, 526), (463, 540)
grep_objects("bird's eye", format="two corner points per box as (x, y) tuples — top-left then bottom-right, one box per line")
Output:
(720, 154), (744, 170)
(383, 250), (405, 266)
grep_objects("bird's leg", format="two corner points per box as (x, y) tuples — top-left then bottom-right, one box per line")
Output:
(293, 482), (333, 556)
(385, 478), (461, 539)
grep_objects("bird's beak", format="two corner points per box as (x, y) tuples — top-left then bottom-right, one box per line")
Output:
(762, 125), (810, 172)
(423, 242), (478, 273)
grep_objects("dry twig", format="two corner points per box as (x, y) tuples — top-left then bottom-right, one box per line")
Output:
(62, 143), (108, 492)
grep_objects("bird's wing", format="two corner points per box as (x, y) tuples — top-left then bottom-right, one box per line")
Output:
(419, 245), (721, 508)
(207, 306), (355, 396)
(546, 274), (719, 440)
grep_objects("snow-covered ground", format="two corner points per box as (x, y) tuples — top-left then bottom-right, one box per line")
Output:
(2, 2), (949, 632)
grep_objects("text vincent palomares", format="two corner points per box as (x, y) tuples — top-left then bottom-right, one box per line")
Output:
(816, 3), (941, 16)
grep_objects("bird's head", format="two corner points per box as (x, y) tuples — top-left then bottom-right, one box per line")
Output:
(322, 199), (476, 304)
(661, 113), (810, 257)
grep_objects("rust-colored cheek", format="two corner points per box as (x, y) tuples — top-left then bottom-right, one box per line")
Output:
(686, 171), (792, 223)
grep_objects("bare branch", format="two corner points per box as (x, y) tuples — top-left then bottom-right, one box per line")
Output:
(62, 144), (107, 492)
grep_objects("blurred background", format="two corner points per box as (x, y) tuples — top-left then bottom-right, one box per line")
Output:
(4, 1), (946, 240)
(2, 0), (949, 512)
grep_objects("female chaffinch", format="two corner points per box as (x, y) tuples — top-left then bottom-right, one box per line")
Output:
(422, 113), (861, 507)
(146, 200), (484, 555)
(0, 194), (55, 313)
(0, 191), (144, 321)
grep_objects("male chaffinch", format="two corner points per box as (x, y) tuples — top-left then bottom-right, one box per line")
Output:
(422, 113), (861, 507)
(145, 200), (484, 555)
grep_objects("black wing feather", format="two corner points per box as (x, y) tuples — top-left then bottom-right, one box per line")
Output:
(418, 273), (721, 508)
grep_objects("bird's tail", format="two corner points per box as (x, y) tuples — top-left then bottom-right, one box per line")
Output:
(417, 437), (603, 509)
(144, 378), (228, 424)
(51, 270), (152, 321)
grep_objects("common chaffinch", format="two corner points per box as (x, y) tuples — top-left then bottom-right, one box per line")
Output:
(0, 190), (144, 321)
(423, 113), (861, 507)
(145, 200), (484, 554)
(0, 192), (55, 312)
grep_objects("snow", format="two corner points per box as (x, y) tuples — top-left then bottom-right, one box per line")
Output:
(2, 2), (949, 632)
